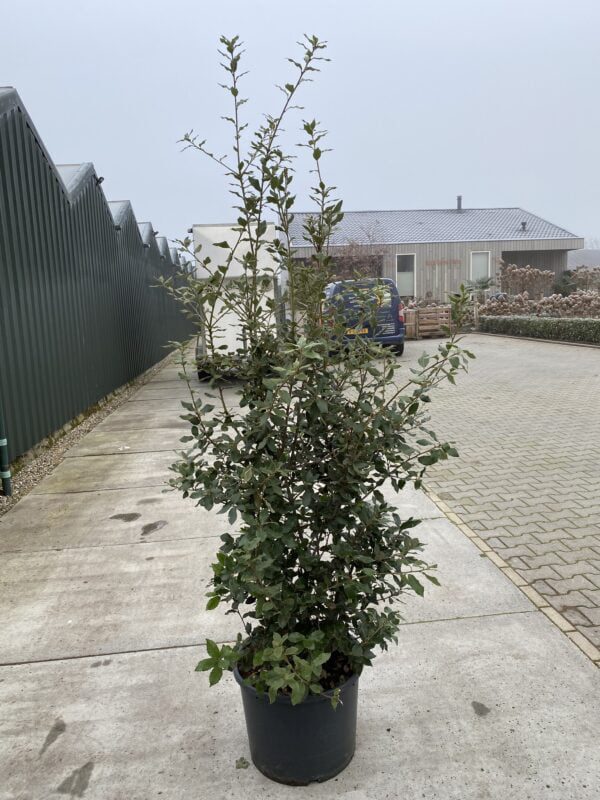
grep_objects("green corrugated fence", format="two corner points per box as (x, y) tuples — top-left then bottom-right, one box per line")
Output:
(0, 87), (194, 462)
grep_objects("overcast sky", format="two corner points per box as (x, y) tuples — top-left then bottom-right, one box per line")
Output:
(3, 0), (600, 246)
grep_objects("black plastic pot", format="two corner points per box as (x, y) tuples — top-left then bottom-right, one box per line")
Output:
(234, 667), (359, 785)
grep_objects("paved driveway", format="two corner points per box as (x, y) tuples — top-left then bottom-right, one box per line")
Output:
(2, 343), (600, 798)
(403, 333), (600, 651)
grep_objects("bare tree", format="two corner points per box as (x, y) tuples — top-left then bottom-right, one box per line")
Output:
(329, 226), (385, 280)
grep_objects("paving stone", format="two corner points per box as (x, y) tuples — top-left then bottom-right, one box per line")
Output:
(508, 557), (532, 571)
(525, 541), (567, 556)
(584, 627), (600, 647)
(499, 543), (535, 558)
(567, 631), (600, 661)
(546, 575), (597, 593)
(532, 529), (568, 543)
(588, 574), (600, 590)
(575, 606), (600, 627)
(482, 536), (506, 550)
(558, 607), (598, 629)
(415, 334), (600, 647)
(553, 561), (594, 579)
(557, 589), (596, 607)
(531, 580), (556, 597)
(518, 553), (567, 570)
(544, 546), (600, 564)
(518, 565), (563, 583)
(499, 531), (545, 547)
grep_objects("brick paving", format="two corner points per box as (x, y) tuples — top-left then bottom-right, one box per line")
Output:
(403, 334), (600, 649)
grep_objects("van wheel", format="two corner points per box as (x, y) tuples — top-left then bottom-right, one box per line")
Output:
(395, 343), (404, 357)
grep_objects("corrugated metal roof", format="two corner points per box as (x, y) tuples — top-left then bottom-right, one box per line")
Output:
(568, 249), (600, 267)
(289, 208), (580, 246)
(137, 222), (153, 242)
(108, 200), (131, 223)
(56, 163), (93, 192)
(157, 236), (170, 257)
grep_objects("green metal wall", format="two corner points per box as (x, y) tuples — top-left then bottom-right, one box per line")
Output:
(0, 88), (194, 461)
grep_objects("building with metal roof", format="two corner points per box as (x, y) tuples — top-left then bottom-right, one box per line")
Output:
(291, 198), (584, 301)
(0, 86), (192, 460)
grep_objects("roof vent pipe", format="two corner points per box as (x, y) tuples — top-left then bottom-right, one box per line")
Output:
(457, 195), (462, 212)
(521, 221), (527, 231)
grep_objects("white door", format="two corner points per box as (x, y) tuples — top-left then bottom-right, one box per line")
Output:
(471, 251), (491, 281)
(396, 254), (416, 300)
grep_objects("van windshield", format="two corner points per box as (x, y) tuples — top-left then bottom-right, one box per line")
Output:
(327, 282), (393, 310)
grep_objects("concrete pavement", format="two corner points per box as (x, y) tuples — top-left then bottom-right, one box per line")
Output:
(1, 345), (599, 799)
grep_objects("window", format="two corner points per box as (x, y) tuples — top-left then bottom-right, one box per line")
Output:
(471, 251), (490, 281)
(373, 284), (393, 309)
(396, 254), (415, 298)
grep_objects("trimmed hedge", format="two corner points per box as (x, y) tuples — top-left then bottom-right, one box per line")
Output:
(479, 315), (600, 345)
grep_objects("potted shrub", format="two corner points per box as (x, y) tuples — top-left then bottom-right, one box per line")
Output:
(165, 35), (473, 785)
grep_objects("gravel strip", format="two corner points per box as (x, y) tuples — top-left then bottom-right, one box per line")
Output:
(0, 351), (179, 518)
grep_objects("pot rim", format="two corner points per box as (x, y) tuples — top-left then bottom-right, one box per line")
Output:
(233, 665), (358, 705)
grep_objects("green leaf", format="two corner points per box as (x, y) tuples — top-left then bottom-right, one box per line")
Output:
(290, 681), (306, 706)
(195, 658), (214, 672)
(406, 574), (425, 596)
(209, 666), (223, 686)
(206, 596), (220, 611)
(206, 639), (220, 659)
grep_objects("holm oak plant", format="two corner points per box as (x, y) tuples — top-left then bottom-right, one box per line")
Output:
(164, 35), (474, 707)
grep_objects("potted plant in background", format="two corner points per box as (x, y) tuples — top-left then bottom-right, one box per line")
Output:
(164, 34), (473, 786)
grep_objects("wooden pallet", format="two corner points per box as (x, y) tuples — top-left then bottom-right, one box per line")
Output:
(404, 306), (452, 339)
(404, 309), (418, 339)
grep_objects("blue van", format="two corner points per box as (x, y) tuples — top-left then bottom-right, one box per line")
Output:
(324, 278), (406, 355)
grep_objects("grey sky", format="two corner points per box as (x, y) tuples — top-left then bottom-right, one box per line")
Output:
(3, 0), (600, 246)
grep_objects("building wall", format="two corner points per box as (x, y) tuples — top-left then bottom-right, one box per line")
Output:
(0, 89), (194, 461)
(502, 249), (567, 277)
(192, 223), (279, 356)
(192, 223), (277, 278)
(294, 236), (583, 302)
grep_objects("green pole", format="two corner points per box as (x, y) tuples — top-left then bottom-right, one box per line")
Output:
(0, 397), (12, 497)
